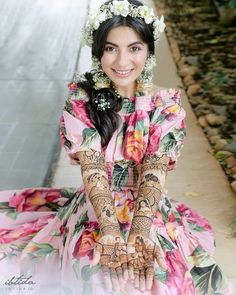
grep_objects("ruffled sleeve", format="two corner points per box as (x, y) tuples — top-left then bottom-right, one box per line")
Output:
(146, 88), (186, 171)
(60, 81), (102, 164)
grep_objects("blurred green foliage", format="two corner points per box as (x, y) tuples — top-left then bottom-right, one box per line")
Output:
(216, 0), (236, 8)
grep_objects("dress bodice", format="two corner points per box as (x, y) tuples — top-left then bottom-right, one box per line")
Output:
(60, 82), (186, 191)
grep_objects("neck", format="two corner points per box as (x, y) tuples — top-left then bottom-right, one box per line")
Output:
(113, 82), (136, 98)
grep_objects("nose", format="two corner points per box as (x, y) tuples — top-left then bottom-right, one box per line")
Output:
(116, 50), (130, 68)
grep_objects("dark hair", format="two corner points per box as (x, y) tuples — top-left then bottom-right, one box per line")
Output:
(79, 0), (155, 147)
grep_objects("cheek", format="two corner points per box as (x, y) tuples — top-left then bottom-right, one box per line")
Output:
(135, 51), (148, 68)
(101, 53), (113, 69)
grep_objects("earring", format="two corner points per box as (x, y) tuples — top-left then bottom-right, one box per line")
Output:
(137, 55), (156, 92)
(92, 57), (111, 89)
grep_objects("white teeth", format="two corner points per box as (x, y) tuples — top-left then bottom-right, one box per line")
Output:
(115, 69), (132, 75)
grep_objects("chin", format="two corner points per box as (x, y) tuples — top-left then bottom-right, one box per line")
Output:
(113, 80), (135, 87)
(109, 74), (138, 88)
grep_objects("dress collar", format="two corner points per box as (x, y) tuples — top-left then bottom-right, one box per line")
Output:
(119, 89), (154, 114)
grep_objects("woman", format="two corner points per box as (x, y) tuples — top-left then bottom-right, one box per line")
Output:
(0, 0), (233, 294)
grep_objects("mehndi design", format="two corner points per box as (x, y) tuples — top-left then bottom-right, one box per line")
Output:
(129, 154), (169, 237)
(127, 154), (169, 291)
(78, 150), (128, 291)
(78, 150), (121, 236)
(91, 234), (128, 292)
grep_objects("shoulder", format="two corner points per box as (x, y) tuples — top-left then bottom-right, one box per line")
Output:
(64, 75), (90, 116)
(61, 75), (96, 129)
(151, 85), (182, 106)
(67, 77), (90, 102)
(148, 85), (186, 123)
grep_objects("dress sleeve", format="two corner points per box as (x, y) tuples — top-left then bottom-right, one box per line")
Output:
(60, 81), (102, 164)
(146, 88), (186, 171)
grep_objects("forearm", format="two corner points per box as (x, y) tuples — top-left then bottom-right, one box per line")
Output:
(77, 150), (121, 236)
(129, 154), (169, 238)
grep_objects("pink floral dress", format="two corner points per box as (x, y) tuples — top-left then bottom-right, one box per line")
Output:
(0, 82), (233, 295)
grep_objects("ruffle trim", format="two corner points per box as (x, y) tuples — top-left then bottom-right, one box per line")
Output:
(61, 85), (186, 168)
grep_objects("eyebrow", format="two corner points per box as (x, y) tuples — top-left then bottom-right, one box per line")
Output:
(105, 41), (145, 47)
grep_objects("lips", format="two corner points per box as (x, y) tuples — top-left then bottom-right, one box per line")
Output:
(112, 69), (134, 77)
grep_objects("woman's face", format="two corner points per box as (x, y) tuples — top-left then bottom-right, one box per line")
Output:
(101, 26), (149, 93)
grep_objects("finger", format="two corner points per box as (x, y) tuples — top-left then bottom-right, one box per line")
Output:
(90, 243), (102, 267)
(154, 245), (167, 271)
(122, 263), (129, 281)
(128, 263), (135, 281)
(102, 266), (112, 293)
(116, 266), (124, 285)
(134, 268), (139, 289)
(110, 268), (120, 293)
(139, 269), (146, 292)
(90, 251), (101, 267)
(120, 248), (128, 265)
(146, 266), (154, 290)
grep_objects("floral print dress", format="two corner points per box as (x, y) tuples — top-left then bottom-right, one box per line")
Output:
(0, 82), (233, 295)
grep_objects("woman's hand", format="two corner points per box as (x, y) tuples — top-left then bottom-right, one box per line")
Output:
(90, 234), (129, 293)
(127, 234), (167, 292)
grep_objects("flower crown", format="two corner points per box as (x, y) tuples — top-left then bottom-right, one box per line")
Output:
(81, 0), (166, 47)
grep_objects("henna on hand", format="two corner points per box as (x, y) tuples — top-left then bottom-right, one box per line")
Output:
(78, 150), (121, 236)
(92, 235), (127, 268)
(129, 154), (169, 237)
(78, 150), (128, 292)
(127, 154), (169, 291)
(127, 234), (167, 291)
(91, 234), (128, 292)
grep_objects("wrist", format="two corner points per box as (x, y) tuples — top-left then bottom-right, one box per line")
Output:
(129, 215), (152, 239)
(128, 229), (150, 241)
(100, 222), (121, 237)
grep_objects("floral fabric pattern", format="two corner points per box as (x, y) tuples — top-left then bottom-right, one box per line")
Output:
(0, 82), (233, 294)
(60, 83), (186, 171)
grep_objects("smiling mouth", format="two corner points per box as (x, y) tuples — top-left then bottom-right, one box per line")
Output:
(112, 69), (134, 76)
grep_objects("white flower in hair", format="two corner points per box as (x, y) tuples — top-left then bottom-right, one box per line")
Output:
(154, 15), (166, 35)
(111, 0), (130, 17)
(145, 55), (156, 69)
(81, 22), (93, 46)
(138, 6), (155, 24)
(81, 1), (166, 47)
(89, 11), (107, 29)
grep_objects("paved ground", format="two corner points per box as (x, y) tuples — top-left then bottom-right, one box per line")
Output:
(52, 0), (236, 289)
(0, 0), (89, 189)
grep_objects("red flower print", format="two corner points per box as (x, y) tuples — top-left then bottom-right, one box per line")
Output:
(73, 230), (95, 260)
(0, 215), (53, 243)
(153, 95), (164, 107)
(166, 250), (195, 294)
(126, 199), (135, 212)
(70, 100), (94, 128)
(9, 189), (61, 212)
(165, 113), (178, 121)
(83, 221), (99, 231)
(180, 119), (186, 129)
(123, 130), (145, 163)
(146, 124), (161, 154)
(68, 82), (78, 93)
(176, 203), (212, 231)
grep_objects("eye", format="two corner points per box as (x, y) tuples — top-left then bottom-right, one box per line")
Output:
(130, 46), (142, 52)
(104, 46), (116, 52)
